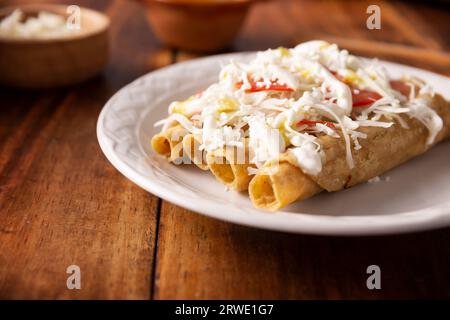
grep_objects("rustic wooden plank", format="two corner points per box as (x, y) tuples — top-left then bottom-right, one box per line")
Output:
(154, 0), (450, 299)
(282, 0), (449, 50)
(288, 0), (450, 75)
(0, 0), (167, 299)
(154, 203), (450, 299)
(380, 1), (443, 50)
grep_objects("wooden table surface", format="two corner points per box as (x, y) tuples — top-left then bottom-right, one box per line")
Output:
(1, 0), (450, 299)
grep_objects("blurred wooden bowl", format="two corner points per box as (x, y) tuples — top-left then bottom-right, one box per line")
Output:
(0, 4), (110, 89)
(139, 0), (253, 52)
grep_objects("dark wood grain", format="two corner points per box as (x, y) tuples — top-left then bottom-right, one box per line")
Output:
(1, 0), (450, 299)
(154, 203), (450, 299)
(0, 0), (166, 299)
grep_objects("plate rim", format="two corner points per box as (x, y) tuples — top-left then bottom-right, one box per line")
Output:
(97, 51), (450, 236)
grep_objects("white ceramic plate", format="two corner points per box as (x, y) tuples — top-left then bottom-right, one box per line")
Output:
(97, 52), (450, 235)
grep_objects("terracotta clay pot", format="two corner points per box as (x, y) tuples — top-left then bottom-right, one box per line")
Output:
(0, 4), (109, 89)
(139, 0), (253, 52)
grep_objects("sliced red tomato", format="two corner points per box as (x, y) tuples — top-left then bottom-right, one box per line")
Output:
(236, 79), (294, 93)
(248, 82), (294, 93)
(331, 70), (410, 107)
(389, 80), (410, 97)
(330, 69), (380, 108)
(352, 89), (382, 107)
(297, 119), (336, 129)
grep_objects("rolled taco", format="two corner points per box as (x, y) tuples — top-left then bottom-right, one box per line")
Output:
(206, 142), (255, 191)
(150, 40), (450, 211)
(249, 94), (450, 210)
(182, 134), (208, 170)
(151, 124), (188, 164)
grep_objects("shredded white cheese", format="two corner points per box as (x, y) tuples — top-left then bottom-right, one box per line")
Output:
(368, 176), (391, 184)
(157, 41), (443, 176)
(368, 176), (381, 184)
(0, 9), (76, 39)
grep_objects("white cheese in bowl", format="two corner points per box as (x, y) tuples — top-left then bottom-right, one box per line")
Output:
(0, 9), (77, 39)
